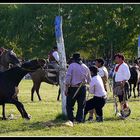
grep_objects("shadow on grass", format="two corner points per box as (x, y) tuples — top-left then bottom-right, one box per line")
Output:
(25, 113), (68, 129)
(0, 113), (68, 135)
(104, 117), (125, 122)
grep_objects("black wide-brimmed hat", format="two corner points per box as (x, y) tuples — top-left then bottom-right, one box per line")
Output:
(72, 52), (81, 60)
(72, 52), (82, 64)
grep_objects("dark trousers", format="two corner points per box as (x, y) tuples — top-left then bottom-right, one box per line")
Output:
(84, 96), (107, 117)
(66, 86), (86, 122)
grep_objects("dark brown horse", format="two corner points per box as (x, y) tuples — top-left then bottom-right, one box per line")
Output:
(0, 48), (20, 71)
(0, 59), (46, 120)
(128, 66), (140, 98)
(30, 62), (60, 101)
(128, 59), (140, 98)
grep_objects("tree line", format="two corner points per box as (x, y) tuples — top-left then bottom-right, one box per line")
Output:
(0, 4), (140, 61)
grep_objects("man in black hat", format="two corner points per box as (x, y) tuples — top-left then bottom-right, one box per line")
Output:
(64, 52), (91, 127)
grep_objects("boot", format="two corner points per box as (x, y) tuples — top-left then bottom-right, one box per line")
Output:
(96, 116), (103, 122)
(87, 116), (93, 122)
(83, 113), (87, 122)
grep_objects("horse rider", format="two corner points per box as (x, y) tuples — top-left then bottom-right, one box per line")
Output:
(88, 58), (109, 121)
(64, 52), (91, 127)
(113, 53), (131, 118)
(48, 46), (60, 84)
(0, 47), (4, 56)
(84, 65), (107, 122)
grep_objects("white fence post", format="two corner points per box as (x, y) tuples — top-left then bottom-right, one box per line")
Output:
(55, 16), (67, 115)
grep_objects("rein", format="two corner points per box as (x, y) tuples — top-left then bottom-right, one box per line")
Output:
(20, 64), (45, 72)
(20, 67), (36, 72)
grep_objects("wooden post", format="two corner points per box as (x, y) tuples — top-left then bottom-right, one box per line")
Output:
(55, 16), (67, 115)
(138, 35), (140, 58)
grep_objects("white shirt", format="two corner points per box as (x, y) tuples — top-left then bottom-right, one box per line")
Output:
(98, 66), (108, 78)
(113, 62), (131, 82)
(52, 51), (59, 62)
(89, 75), (107, 97)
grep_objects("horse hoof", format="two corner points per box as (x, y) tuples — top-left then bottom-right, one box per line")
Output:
(8, 114), (14, 120)
(28, 114), (32, 119)
(24, 114), (32, 120)
(2, 117), (7, 120)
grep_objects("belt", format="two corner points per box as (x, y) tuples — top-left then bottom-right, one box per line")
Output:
(115, 81), (128, 84)
(70, 83), (85, 87)
(95, 95), (107, 99)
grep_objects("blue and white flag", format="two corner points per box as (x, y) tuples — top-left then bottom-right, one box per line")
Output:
(138, 35), (140, 47)
(55, 16), (61, 39)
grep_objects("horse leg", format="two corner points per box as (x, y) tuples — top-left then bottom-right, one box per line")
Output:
(133, 84), (136, 98)
(31, 81), (41, 101)
(124, 82), (129, 100)
(2, 103), (7, 120)
(137, 82), (140, 97)
(128, 84), (132, 99)
(35, 82), (41, 101)
(31, 84), (35, 101)
(12, 99), (31, 120)
(57, 87), (61, 101)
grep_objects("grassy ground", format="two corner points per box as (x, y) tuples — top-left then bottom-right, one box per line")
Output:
(0, 80), (140, 137)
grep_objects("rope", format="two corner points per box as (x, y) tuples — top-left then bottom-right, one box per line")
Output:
(72, 82), (84, 99)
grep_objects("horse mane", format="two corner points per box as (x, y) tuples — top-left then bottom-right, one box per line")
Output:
(0, 48), (20, 72)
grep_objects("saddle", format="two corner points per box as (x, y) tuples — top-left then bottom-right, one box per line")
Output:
(45, 63), (59, 85)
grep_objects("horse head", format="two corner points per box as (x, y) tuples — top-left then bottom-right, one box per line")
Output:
(7, 49), (20, 65)
(21, 58), (46, 72)
(0, 48), (20, 70)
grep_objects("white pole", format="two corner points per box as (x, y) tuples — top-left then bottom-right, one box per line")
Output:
(55, 16), (67, 115)
(138, 35), (140, 58)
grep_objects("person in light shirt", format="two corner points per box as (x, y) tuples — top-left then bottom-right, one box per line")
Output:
(88, 58), (109, 121)
(84, 65), (107, 122)
(113, 53), (131, 118)
(95, 58), (109, 92)
(64, 52), (91, 127)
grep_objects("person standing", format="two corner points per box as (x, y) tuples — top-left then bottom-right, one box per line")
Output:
(64, 52), (91, 127)
(113, 53), (131, 118)
(87, 58), (109, 121)
(84, 65), (107, 122)
(0, 47), (4, 56)
(95, 58), (109, 92)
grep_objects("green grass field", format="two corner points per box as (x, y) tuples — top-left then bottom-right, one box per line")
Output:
(0, 79), (140, 137)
